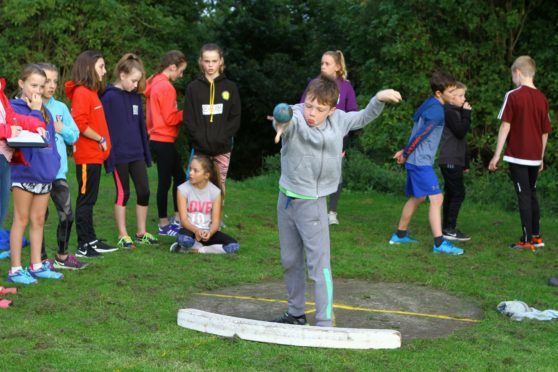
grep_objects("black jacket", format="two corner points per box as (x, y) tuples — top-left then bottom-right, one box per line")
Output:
(183, 74), (241, 156)
(438, 104), (471, 167)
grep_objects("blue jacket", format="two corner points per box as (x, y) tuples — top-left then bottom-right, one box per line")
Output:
(44, 97), (79, 180)
(403, 96), (445, 166)
(100, 85), (151, 173)
(9, 98), (60, 183)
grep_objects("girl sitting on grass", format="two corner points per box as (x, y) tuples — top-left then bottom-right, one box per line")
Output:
(170, 155), (239, 254)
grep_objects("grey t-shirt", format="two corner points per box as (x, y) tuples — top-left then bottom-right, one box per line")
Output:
(177, 181), (221, 229)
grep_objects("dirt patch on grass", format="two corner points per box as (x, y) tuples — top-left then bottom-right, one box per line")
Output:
(185, 279), (483, 340)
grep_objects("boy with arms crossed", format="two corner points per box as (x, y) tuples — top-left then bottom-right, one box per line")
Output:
(271, 75), (401, 326)
(390, 71), (464, 255)
(489, 56), (551, 251)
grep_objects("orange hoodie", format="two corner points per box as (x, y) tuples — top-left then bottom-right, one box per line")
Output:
(145, 73), (183, 143)
(65, 81), (111, 164)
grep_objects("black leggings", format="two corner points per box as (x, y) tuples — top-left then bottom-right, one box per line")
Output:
(179, 227), (237, 246)
(509, 163), (540, 242)
(41, 179), (74, 258)
(440, 164), (466, 229)
(149, 141), (185, 219)
(113, 160), (150, 206)
(75, 164), (101, 246)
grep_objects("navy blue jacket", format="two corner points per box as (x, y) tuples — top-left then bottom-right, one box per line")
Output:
(9, 98), (60, 184)
(100, 85), (151, 173)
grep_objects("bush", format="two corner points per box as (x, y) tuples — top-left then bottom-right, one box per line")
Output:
(261, 151), (558, 216)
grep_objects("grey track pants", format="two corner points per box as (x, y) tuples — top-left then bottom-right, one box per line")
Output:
(277, 192), (333, 326)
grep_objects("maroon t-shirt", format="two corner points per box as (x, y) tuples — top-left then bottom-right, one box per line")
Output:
(498, 85), (551, 165)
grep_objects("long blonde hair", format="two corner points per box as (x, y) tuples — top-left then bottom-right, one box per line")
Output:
(323, 50), (348, 80)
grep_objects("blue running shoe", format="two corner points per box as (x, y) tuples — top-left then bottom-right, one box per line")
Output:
(389, 233), (418, 245)
(158, 224), (179, 237)
(223, 243), (240, 254)
(29, 263), (64, 280)
(8, 268), (38, 285)
(433, 240), (464, 255)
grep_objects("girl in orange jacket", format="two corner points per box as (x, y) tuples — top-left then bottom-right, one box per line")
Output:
(145, 50), (187, 236)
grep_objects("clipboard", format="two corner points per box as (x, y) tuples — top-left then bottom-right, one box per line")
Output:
(6, 130), (48, 148)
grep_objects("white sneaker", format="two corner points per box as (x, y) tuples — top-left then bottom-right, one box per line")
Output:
(328, 211), (339, 225)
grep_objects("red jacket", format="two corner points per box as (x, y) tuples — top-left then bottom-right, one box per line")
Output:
(0, 78), (45, 164)
(65, 81), (111, 164)
(145, 73), (183, 143)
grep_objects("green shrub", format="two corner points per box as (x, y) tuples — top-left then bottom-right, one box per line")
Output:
(261, 151), (558, 216)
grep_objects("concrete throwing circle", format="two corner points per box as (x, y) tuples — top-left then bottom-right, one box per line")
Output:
(186, 279), (483, 340)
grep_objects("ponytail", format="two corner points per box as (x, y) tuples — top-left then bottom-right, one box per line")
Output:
(323, 50), (348, 80)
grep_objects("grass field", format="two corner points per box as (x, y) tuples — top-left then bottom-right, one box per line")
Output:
(1, 163), (558, 371)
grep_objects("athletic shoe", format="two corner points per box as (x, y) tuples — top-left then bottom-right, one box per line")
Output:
(510, 241), (536, 252)
(169, 242), (191, 253)
(53, 255), (89, 270)
(389, 233), (418, 245)
(433, 240), (464, 255)
(91, 240), (118, 253)
(158, 224), (179, 237)
(76, 243), (102, 258)
(442, 228), (471, 242)
(531, 236), (545, 248)
(8, 268), (38, 285)
(328, 211), (339, 225)
(135, 232), (159, 245)
(170, 216), (181, 228)
(29, 263), (64, 280)
(43, 259), (56, 270)
(117, 236), (136, 249)
(223, 242), (240, 254)
(272, 312), (307, 325)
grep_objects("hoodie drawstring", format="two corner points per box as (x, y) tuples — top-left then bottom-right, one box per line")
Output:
(209, 80), (215, 123)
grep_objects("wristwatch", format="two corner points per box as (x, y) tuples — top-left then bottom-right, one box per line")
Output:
(98, 137), (106, 144)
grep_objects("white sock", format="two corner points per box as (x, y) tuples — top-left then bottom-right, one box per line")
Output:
(10, 266), (23, 274)
(31, 262), (43, 271)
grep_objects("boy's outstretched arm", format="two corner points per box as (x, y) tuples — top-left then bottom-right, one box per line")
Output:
(488, 121), (511, 171)
(376, 89), (402, 104)
(344, 89), (402, 132)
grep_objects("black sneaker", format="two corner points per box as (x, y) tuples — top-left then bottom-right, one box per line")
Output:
(76, 243), (102, 258)
(169, 242), (191, 253)
(442, 228), (471, 242)
(272, 312), (307, 325)
(90, 240), (118, 253)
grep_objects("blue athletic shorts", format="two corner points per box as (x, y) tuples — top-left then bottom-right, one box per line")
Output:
(405, 163), (441, 197)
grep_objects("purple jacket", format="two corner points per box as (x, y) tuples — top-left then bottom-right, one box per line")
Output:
(9, 98), (60, 183)
(300, 76), (358, 112)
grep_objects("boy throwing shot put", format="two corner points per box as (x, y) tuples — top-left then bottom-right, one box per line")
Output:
(390, 71), (464, 255)
(271, 75), (401, 326)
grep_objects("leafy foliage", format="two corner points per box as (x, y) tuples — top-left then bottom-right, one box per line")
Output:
(0, 0), (556, 177)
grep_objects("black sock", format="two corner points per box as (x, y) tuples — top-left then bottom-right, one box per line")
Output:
(396, 230), (407, 238)
(434, 236), (444, 247)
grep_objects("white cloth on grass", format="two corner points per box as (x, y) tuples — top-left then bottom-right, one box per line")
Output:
(497, 300), (558, 321)
(192, 241), (226, 254)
